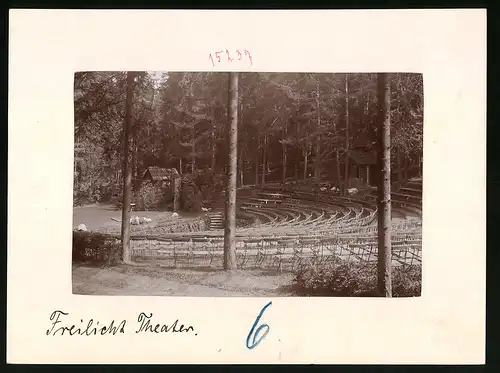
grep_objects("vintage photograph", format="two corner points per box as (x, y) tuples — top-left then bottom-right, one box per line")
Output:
(72, 71), (423, 297)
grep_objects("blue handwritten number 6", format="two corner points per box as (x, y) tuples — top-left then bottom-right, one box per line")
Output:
(246, 301), (272, 349)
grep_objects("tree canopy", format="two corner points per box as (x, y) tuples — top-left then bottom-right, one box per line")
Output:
(74, 71), (423, 204)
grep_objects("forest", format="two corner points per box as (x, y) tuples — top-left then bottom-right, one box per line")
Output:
(74, 71), (423, 209)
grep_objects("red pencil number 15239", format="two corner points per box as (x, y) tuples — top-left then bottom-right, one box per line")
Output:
(209, 49), (252, 67)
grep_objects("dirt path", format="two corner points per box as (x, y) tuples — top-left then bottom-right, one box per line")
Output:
(72, 265), (295, 297)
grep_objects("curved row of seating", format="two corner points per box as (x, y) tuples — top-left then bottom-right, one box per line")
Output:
(130, 179), (423, 269)
(131, 232), (422, 270)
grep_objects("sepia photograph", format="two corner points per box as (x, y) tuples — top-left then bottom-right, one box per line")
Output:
(72, 71), (423, 297)
(8, 8), (486, 365)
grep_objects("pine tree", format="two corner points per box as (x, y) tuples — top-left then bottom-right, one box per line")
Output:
(121, 71), (136, 264)
(377, 72), (392, 297)
(224, 72), (238, 270)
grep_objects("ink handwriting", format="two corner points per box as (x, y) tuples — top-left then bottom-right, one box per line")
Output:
(45, 310), (197, 336)
(209, 49), (252, 67)
(246, 301), (272, 349)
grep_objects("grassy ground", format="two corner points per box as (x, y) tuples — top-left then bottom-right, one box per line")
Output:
(72, 203), (420, 297)
(73, 204), (204, 234)
(73, 205), (297, 297)
(72, 264), (295, 296)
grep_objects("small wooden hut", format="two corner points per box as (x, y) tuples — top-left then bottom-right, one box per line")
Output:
(347, 149), (377, 186)
(142, 166), (180, 186)
(141, 166), (182, 210)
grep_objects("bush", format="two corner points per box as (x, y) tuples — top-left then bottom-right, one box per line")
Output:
(181, 174), (202, 212)
(212, 172), (225, 190)
(136, 182), (169, 210)
(73, 191), (86, 207)
(195, 169), (214, 200)
(132, 217), (207, 235)
(73, 186), (100, 206)
(72, 231), (122, 265)
(99, 186), (113, 203)
(98, 215), (208, 235)
(201, 214), (211, 229)
(392, 265), (423, 296)
(236, 218), (252, 228)
(236, 211), (256, 228)
(293, 258), (421, 297)
(161, 218), (207, 233)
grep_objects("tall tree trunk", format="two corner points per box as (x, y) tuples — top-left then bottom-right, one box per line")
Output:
(395, 100), (403, 184)
(188, 84), (196, 175)
(314, 81), (321, 185)
(335, 151), (342, 188)
(179, 157), (183, 175)
(121, 71), (135, 264)
(360, 93), (365, 131)
(377, 72), (392, 297)
(344, 74), (350, 193)
(403, 153), (408, 180)
(365, 91), (371, 138)
(254, 137), (260, 187)
(282, 122), (288, 185)
(239, 146), (244, 187)
(135, 143), (139, 179)
(418, 154), (422, 178)
(173, 177), (181, 212)
(314, 136), (321, 184)
(303, 139), (309, 180)
(240, 157), (244, 187)
(210, 107), (216, 172)
(332, 85), (342, 188)
(131, 137), (137, 179)
(262, 135), (267, 186)
(224, 72), (238, 270)
(294, 98), (300, 184)
(132, 137), (138, 190)
(238, 98), (244, 187)
(191, 140), (196, 174)
(397, 148), (403, 183)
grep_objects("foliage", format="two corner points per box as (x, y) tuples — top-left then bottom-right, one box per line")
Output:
(236, 218), (253, 228)
(293, 258), (421, 297)
(73, 141), (105, 205)
(72, 230), (122, 265)
(131, 218), (207, 235)
(74, 71), (423, 203)
(73, 188), (100, 207)
(236, 211), (258, 228)
(180, 173), (202, 212)
(166, 217), (207, 233)
(194, 169), (215, 202)
(135, 181), (170, 210)
(98, 215), (207, 235)
(390, 73), (424, 156)
(391, 265), (423, 296)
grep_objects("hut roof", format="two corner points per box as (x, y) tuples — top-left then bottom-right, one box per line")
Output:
(142, 166), (180, 181)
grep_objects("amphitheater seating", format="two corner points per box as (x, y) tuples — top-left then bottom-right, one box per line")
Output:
(131, 179), (423, 270)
